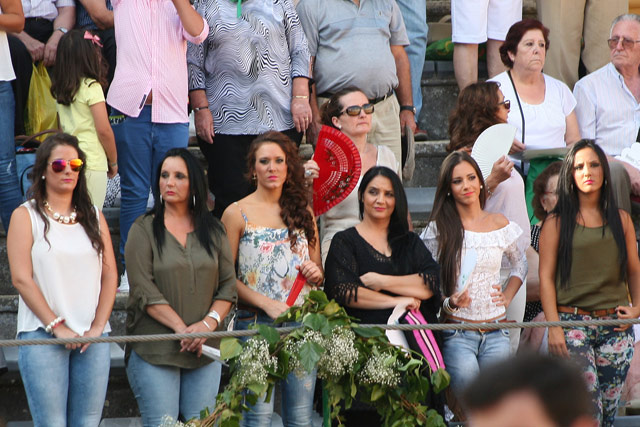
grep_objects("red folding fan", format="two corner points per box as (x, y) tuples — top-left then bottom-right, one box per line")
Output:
(312, 126), (362, 216)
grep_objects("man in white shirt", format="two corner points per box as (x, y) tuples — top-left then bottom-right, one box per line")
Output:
(573, 14), (640, 211)
(8, 0), (75, 135)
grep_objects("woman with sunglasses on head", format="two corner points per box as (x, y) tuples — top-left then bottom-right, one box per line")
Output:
(124, 148), (237, 426)
(448, 81), (530, 353)
(304, 87), (400, 261)
(221, 131), (322, 426)
(7, 133), (118, 426)
(421, 151), (526, 406)
(539, 140), (640, 426)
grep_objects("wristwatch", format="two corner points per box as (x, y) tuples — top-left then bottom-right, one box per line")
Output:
(400, 105), (416, 115)
(54, 27), (69, 34)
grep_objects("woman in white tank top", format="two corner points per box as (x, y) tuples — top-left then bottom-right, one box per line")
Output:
(7, 133), (118, 427)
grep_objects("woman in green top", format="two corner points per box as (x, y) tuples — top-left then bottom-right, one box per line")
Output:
(539, 139), (640, 426)
(124, 148), (237, 427)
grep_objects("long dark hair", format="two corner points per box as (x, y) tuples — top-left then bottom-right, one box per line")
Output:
(149, 148), (224, 257)
(246, 131), (316, 249)
(448, 82), (503, 152)
(28, 133), (103, 254)
(429, 152), (486, 296)
(552, 140), (627, 288)
(51, 29), (108, 105)
(358, 166), (409, 263)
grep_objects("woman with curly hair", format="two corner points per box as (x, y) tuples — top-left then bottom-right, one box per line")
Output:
(221, 131), (323, 426)
(8, 133), (118, 426)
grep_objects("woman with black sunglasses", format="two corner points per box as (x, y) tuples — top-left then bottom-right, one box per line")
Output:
(7, 133), (118, 426)
(306, 87), (401, 261)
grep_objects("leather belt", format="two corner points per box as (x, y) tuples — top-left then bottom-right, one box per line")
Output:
(557, 305), (617, 317)
(317, 89), (394, 104)
(445, 316), (514, 334)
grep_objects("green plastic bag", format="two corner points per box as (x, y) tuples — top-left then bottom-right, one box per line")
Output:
(24, 62), (57, 139)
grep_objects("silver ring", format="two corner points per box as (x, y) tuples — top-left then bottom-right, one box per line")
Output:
(305, 169), (313, 178)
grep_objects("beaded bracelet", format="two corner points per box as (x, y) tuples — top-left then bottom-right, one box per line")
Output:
(45, 316), (65, 334)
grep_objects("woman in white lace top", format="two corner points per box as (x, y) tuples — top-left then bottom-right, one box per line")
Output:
(420, 151), (527, 402)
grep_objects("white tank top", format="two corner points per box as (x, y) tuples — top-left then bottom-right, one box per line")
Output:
(16, 201), (110, 335)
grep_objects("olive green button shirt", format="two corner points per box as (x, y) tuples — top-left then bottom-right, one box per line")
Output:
(125, 215), (237, 369)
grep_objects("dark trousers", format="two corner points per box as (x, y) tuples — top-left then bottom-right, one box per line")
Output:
(198, 129), (302, 218)
(8, 18), (53, 136)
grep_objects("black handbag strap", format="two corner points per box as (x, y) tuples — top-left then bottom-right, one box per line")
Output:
(507, 70), (526, 173)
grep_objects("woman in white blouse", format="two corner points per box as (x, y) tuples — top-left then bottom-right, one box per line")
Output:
(421, 151), (526, 400)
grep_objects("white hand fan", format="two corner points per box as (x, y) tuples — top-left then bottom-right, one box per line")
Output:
(471, 123), (517, 180)
(457, 248), (477, 293)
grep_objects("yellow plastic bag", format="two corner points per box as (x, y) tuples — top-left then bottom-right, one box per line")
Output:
(24, 62), (57, 139)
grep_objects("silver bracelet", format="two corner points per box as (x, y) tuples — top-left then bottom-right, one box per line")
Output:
(202, 319), (212, 330)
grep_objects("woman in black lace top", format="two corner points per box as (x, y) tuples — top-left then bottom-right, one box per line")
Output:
(324, 166), (441, 324)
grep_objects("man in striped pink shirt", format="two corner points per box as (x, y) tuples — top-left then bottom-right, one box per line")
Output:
(106, 0), (208, 289)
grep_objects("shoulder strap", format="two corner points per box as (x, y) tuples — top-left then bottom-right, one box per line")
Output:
(233, 201), (248, 224)
(507, 70), (525, 145)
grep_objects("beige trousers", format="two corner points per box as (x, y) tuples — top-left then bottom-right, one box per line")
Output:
(536, 0), (628, 90)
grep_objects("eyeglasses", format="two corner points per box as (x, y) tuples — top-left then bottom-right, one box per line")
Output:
(49, 159), (84, 172)
(607, 37), (640, 50)
(340, 103), (375, 116)
(498, 100), (511, 109)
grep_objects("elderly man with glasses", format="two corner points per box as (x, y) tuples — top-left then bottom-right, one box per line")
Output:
(573, 14), (640, 213)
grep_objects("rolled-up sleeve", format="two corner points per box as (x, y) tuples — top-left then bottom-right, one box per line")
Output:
(283, 0), (311, 79)
(182, 13), (209, 45)
(213, 228), (238, 304)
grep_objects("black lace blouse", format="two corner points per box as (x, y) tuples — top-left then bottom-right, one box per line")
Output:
(324, 227), (441, 324)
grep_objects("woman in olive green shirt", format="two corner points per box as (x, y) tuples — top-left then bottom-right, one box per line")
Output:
(539, 140), (640, 426)
(124, 148), (237, 427)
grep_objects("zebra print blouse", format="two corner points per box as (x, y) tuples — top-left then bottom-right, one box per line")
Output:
(187, 0), (311, 135)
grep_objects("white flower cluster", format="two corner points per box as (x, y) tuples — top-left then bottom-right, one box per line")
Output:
(358, 349), (401, 387)
(158, 415), (197, 427)
(286, 329), (325, 377)
(236, 337), (278, 387)
(317, 327), (358, 380)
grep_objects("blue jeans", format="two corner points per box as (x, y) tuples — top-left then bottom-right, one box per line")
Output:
(441, 324), (510, 395)
(0, 81), (24, 231)
(18, 328), (110, 427)
(395, 0), (428, 119)
(126, 350), (222, 427)
(235, 310), (317, 427)
(111, 106), (188, 262)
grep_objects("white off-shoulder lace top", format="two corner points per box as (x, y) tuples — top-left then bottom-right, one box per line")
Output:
(421, 221), (527, 321)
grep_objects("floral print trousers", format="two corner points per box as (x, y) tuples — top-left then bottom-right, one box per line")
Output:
(560, 313), (635, 427)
